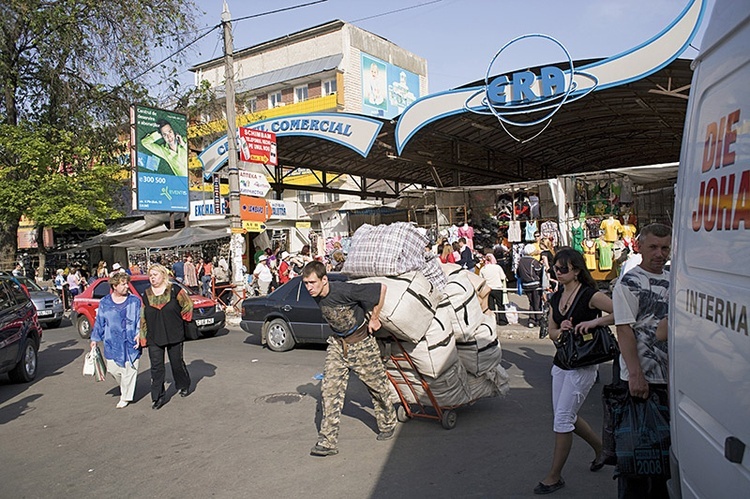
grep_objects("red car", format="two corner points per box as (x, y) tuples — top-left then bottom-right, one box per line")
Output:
(71, 276), (225, 339)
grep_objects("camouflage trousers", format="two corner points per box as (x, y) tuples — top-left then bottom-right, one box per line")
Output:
(317, 335), (396, 449)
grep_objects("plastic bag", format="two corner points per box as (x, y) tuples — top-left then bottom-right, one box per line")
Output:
(613, 389), (671, 477)
(91, 346), (107, 382)
(82, 349), (96, 376)
(505, 303), (519, 325)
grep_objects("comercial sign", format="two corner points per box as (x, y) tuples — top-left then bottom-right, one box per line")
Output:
(239, 128), (277, 165)
(395, 0), (706, 151)
(239, 195), (271, 222)
(199, 114), (383, 180)
(268, 200), (289, 219)
(130, 105), (189, 212)
(239, 170), (271, 197)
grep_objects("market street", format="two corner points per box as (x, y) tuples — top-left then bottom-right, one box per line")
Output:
(1, 318), (619, 498)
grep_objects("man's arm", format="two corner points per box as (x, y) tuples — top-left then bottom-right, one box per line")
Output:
(368, 284), (387, 333)
(617, 323), (649, 399)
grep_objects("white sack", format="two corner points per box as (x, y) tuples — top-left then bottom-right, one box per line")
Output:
(386, 360), (471, 408)
(354, 271), (441, 343)
(467, 364), (511, 400)
(443, 273), (485, 342)
(456, 313), (503, 376)
(401, 305), (458, 378)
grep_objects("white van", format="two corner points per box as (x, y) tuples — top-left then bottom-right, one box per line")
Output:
(669, 0), (750, 497)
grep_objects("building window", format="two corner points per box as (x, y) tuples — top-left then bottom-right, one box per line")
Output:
(243, 97), (257, 114)
(294, 85), (308, 103)
(269, 91), (283, 108)
(298, 190), (311, 203)
(325, 192), (340, 203)
(322, 78), (337, 96)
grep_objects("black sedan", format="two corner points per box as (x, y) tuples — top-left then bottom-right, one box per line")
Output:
(240, 274), (347, 352)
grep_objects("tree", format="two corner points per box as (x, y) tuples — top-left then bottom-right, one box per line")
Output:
(0, 0), (199, 265)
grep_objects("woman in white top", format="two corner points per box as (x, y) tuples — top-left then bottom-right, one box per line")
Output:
(480, 254), (507, 325)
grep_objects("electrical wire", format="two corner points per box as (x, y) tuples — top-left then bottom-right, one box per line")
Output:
(232, 0), (328, 23)
(351, 0), (443, 23)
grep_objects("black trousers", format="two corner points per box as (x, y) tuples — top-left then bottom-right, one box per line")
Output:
(148, 342), (191, 402)
(487, 289), (507, 324)
(524, 287), (542, 320)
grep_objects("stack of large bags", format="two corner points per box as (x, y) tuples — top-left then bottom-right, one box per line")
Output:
(343, 222), (509, 409)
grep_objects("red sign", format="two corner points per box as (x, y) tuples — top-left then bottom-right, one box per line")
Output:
(239, 128), (277, 166)
(239, 195), (271, 222)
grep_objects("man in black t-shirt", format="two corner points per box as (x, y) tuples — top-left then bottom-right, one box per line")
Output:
(302, 261), (397, 457)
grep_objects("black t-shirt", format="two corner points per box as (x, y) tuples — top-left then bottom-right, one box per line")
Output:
(315, 281), (381, 336)
(549, 285), (600, 327)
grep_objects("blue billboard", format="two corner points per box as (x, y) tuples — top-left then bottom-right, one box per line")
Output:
(361, 53), (420, 119)
(131, 105), (189, 212)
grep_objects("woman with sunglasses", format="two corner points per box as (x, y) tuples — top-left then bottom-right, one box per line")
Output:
(534, 247), (615, 495)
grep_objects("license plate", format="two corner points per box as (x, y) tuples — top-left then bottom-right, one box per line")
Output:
(37, 310), (53, 316)
(195, 318), (214, 326)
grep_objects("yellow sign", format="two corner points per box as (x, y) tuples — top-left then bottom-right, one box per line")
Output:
(231, 227), (246, 234)
(242, 221), (267, 232)
(295, 221), (311, 228)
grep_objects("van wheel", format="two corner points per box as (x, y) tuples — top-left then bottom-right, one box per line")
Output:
(9, 339), (38, 383)
(77, 316), (91, 339)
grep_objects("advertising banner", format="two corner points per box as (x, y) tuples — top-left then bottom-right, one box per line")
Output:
(189, 198), (227, 222)
(361, 53), (420, 119)
(239, 128), (277, 165)
(268, 200), (289, 219)
(239, 170), (271, 197)
(132, 105), (189, 212)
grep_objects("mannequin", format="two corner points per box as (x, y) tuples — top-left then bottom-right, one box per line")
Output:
(582, 239), (597, 270)
(457, 222), (475, 250)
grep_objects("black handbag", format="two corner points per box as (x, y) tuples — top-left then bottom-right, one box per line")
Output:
(553, 288), (620, 370)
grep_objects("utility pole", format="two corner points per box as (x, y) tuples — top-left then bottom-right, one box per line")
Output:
(221, 1), (245, 287)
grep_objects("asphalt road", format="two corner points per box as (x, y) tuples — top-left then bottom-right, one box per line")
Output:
(0, 318), (619, 499)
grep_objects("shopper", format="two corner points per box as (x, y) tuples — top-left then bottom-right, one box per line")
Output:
(534, 248), (614, 495)
(90, 273), (141, 409)
(140, 264), (193, 410)
(518, 244), (544, 327)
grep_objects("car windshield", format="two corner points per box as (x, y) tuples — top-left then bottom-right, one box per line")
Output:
(16, 277), (43, 292)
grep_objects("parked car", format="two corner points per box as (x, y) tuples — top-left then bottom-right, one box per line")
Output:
(10, 276), (64, 328)
(240, 273), (348, 352)
(0, 275), (43, 382)
(72, 276), (225, 339)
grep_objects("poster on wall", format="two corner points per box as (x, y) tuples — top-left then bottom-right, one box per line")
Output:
(360, 53), (420, 119)
(131, 105), (189, 212)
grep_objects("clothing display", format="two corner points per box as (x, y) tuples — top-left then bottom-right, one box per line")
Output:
(540, 220), (560, 247)
(524, 221), (538, 242)
(508, 221), (522, 242)
(570, 222), (584, 254)
(457, 224), (475, 250)
(600, 217), (623, 242)
(582, 239), (597, 270)
(596, 239), (614, 270)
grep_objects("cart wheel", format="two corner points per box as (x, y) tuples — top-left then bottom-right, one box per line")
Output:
(396, 404), (411, 423)
(441, 409), (457, 430)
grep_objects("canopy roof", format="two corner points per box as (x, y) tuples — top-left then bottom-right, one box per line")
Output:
(271, 58), (692, 190)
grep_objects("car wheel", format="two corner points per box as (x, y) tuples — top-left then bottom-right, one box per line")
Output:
(77, 315), (91, 339)
(47, 319), (62, 329)
(8, 339), (38, 383)
(265, 318), (295, 352)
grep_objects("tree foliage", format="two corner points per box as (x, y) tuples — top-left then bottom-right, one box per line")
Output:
(0, 0), (199, 261)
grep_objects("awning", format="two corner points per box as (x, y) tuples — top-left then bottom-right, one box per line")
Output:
(76, 214), (170, 250)
(112, 225), (230, 249)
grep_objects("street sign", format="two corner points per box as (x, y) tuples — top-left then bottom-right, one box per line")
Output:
(295, 221), (311, 228)
(239, 128), (277, 166)
(242, 221), (267, 232)
(239, 170), (271, 197)
(231, 227), (246, 234)
(239, 195), (271, 222)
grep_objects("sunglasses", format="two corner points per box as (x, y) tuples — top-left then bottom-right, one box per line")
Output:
(553, 265), (571, 275)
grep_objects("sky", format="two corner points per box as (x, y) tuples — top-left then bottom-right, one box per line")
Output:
(176, 0), (714, 94)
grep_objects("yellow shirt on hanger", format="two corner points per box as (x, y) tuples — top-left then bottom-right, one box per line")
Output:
(600, 218), (623, 242)
(621, 223), (637, 239)
(582, 239), (597, 270)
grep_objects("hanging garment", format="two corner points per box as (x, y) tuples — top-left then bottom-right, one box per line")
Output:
(524, 220), (538, 242)
(571, 222), (584, 254)
(540, 220), (561, 247)
(529, 194), (541, 219)
(599, 218), (623, 242)
(508, 221), (522, 242)
(596, 239), (614, 270)
(457, 224), (475, 250)
(582, 239), (597, 270)
(585, 217), (602, 239)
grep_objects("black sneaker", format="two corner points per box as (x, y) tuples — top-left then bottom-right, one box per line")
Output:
(533, 478), (565, 495)
(310, 444), (338, 457)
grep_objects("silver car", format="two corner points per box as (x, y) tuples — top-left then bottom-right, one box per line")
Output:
(13, 276), (64, 328)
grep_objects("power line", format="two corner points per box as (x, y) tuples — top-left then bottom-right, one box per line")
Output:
(232, 0), (328, 23)
(351, 0), (444, 23)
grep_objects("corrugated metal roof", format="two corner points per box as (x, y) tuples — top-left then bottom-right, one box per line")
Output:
(220, 54), (343, 96)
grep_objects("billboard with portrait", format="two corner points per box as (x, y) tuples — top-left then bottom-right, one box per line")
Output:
(131, 105), (189, 212)
(360, 53), (420, 119)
